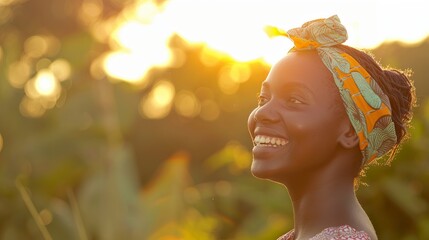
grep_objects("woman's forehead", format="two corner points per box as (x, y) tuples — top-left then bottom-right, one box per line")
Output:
(265, 51), (334, 91)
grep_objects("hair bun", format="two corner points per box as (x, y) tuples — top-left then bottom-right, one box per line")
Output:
(382, 68), (416, 145)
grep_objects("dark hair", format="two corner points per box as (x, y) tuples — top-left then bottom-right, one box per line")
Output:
(336, 44), (416, 163)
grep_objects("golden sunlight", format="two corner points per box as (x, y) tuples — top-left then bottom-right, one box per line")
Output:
(103, 51), (151, 83)
(102, 3), (173, 84)
(100, 0), (429, 84)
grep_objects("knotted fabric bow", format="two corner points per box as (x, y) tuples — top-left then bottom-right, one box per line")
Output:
(266, 15), (397, 165)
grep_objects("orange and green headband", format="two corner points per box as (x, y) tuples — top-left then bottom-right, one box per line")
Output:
(265, 15), (397, 164)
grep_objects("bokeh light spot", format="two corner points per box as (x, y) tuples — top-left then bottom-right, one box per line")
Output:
(218, 71), (239, 95)
(153, 81), (175, 106)
(79, 0), (103, 24)
(8, 60), (31, 88)
(24, 35), (48, 58)
(19, 97), (46, 118)
(174, 90), (200, 118)
(39, 209), (53, 226)
(230, 63), (251, 83)
(217, 63), (251, 95)
(34, 70), (60, 97)
(39, 98), (57, 110)
(140, 80), (175, 119)
(24, 79), (40, 99)
(90, 55), (106, 80)
(49, 58), (72, 81)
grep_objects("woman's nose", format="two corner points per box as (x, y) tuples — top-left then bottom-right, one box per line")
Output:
(253, 101), (280, 124)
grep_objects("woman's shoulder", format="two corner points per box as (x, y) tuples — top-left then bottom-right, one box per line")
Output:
(277, 225), (372, 240)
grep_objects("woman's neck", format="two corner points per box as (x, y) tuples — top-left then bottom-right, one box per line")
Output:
(284, 164), (372, 239)
(292, 180), (358, 238)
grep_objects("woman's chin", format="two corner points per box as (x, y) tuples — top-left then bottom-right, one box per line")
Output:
(251, 162), (278, 180)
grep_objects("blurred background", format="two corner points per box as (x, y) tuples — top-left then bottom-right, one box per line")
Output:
(0, 0), (429, 239)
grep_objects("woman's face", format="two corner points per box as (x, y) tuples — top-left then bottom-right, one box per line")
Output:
(248, 51), (346, 182)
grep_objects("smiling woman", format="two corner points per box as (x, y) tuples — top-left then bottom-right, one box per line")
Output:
(247, 15), (416, 240)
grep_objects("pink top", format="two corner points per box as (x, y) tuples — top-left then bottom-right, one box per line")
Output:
(277, 225), (371, 240)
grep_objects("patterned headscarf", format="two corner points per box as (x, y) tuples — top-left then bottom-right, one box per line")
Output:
(265, 15), (397, 165)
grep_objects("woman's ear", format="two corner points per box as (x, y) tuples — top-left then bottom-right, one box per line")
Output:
(338, 121), (359, 149)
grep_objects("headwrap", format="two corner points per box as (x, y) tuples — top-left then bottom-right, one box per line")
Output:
(265, 15), (397, 165)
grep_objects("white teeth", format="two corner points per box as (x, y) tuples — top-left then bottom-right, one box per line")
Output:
(254, 135), (288, 147)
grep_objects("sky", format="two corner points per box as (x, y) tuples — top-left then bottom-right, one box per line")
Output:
(102, 0), (429, 82)
(164, 0), (428, 58)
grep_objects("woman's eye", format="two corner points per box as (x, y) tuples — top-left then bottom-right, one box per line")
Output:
(257, 95), (269, 106)
(288, 97), (303, 104)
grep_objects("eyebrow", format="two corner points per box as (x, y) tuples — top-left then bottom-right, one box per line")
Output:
(262, 81), (315, 97)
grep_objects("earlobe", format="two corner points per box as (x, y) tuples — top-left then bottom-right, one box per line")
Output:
(338, 123), (359, 149)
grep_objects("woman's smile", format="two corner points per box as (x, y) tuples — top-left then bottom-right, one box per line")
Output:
(253, 135), (288, 147)
(252, 134), (290, 159)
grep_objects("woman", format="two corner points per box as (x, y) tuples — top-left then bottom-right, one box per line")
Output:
(247, 15), (415, 239)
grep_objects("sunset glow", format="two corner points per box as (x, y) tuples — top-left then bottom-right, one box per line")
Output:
(101, 0), (429, 84)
